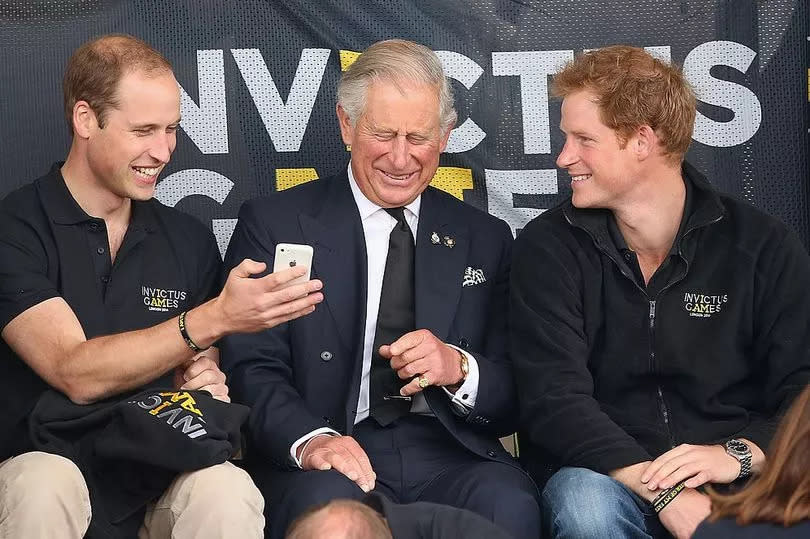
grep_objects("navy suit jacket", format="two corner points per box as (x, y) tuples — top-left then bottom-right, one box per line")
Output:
(221, 171), (519, 469)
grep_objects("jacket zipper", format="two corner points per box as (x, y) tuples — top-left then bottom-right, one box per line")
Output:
(565, 211), (724, 450)
(649, 214), (723, 447)
(647, 214), (724, 447)
(649, 299), (675, 447)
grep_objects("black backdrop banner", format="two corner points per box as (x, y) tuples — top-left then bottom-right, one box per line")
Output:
(1, 1), (807, 255)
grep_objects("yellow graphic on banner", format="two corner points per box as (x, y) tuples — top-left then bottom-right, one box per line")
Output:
(338, 51), (362, 151)
(276, 168), (319, 191)
(430, 167), (474, 201)
(339, 50), (361, 71)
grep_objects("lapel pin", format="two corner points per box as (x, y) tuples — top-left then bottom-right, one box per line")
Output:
(431, 232), (441, 244)
(443, 235), (455, 248)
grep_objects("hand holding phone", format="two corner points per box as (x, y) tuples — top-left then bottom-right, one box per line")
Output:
(273, 243), (314, 288)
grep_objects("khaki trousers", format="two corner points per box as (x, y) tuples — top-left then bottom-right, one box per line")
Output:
(0, 451), (264, 538)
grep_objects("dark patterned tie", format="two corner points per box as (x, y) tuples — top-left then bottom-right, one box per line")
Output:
(369, 207), (415, 426)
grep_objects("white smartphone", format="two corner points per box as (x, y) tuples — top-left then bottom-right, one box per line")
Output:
(272, 243), (313, 287)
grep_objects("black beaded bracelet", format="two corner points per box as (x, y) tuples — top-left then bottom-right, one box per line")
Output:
(178, 311), (207, 353)
(653, 480), (687, 513)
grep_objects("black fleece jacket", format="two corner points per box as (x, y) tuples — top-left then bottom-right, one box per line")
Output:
(511, 163), (810, 481)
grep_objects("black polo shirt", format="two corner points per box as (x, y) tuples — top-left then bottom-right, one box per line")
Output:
(0, 164), (222, 460)
(606, 177), (693, 297)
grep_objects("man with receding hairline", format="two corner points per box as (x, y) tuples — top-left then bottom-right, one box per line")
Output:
(511, 45), (810, 538)
(0, 34), (323, 538)
(286, 494), (515, 539)
(286, 499), (393, 539)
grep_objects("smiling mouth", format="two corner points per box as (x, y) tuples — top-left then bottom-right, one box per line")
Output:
(132, 166), (161, 181)
(380, 170), (416, 182)
(571, 174), (592, 183)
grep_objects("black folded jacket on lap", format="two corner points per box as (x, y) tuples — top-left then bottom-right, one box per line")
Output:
(29, 388), (249, 539)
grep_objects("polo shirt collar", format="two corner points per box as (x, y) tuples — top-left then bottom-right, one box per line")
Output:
(347, 162), (421, 221)
(607, 174), (693, 257)
(40, 162), (156, 233)
(40, 162), (94, 225)
(128, 199), (157, 234)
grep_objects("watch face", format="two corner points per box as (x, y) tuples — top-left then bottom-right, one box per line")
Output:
(726, 439), (750, 457)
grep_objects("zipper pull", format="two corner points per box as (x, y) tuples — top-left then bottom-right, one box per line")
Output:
(649, 300), (656, 328)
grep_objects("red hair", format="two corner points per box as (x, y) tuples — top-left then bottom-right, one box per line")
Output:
(552, 45), (695, 162)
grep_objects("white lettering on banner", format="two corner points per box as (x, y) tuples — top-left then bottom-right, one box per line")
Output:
(436, 50), (487, 153)
(485, 169), (558, 236)
(584, 45), (671, 62)
(155, 168), (233, 207)
(179, 50), (229, 154)
(212, 218), (238, 259)
(165, 41), (764, 249)
(684, 41), (762, 148)
(492, 50), (574, 155)
(155, 170), (235, 257)
(642, 46), (672, 62)
(231, 48), (330, 152)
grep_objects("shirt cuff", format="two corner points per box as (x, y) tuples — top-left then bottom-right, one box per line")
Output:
(289, 427), (340, 468)
(442, 344), (479, 415)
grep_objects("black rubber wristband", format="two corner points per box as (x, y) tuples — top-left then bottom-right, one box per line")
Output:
(653, 481), (687, 513)
(178, 310), (207, 353)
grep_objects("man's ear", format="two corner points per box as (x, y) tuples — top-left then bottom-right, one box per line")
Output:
(336, 104), (355, 146)
(438, 121), (455, 154)
(633, 125), (659, 160)
(72, 101), (98, 139)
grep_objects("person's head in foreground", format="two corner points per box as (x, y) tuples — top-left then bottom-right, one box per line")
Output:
(286, 499), (392, 539)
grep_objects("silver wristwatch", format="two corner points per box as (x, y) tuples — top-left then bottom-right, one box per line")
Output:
(724, 438), (752, 479)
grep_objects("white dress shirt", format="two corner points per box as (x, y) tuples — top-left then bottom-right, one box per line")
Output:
(290, 165), (480, 465)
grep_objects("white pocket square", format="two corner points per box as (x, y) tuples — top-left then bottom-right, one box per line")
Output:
(462, 267), (486, 287)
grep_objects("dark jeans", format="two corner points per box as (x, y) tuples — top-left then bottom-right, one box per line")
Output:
(542, 467), (671, 539)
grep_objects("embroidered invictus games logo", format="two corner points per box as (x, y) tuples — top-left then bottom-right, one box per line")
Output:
(129, 391), (207, 439)
(142, 286), (187, 312)
(683, 292), (728, 318)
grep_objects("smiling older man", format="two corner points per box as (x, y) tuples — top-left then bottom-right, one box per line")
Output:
(221, 39), (539, 539)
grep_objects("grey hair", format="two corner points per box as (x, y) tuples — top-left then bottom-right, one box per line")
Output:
(337, 39), (457, 133)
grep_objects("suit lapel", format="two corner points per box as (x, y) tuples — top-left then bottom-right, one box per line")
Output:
(414, 188), (469, 341)
(299, 173), (367, 354)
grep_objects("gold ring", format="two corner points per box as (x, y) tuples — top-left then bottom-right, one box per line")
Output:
(417, 375), (430, 388)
